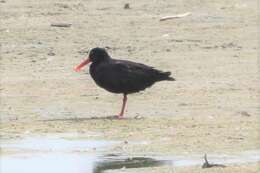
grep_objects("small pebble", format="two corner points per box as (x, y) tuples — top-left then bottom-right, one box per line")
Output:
(239, 111), (251, 117)
(48, 52), (56, 56)
(124, 3), (130, 9)
(134, 115), (143, 119)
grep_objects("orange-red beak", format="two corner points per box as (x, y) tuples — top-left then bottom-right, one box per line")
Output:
(74, 58), (91, 72)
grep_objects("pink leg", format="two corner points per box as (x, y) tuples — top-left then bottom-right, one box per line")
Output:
(118, 94), (127, 118)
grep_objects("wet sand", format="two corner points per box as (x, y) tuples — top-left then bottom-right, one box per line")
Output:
(1, 116), (259, 155)
(1, 134), (260, 173)
(0, 0), (259, 172)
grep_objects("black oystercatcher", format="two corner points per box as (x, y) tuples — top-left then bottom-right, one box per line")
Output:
(74, 47), (175, 118)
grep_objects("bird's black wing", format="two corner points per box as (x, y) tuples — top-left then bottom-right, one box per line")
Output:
(102, 60), (170, 93)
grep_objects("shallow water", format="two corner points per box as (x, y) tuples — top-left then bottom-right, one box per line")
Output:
(1, 153), (96, 173)
(1, 136), (260, 173)
(1, 136), (117, 152)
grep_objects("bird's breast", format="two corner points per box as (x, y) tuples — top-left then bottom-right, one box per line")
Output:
(89, 63), (122, 93)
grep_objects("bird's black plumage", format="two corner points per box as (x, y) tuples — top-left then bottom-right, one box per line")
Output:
(75, 47), (175, 118)
(88, 48), (175, 94)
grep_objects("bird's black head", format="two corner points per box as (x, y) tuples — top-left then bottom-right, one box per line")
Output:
(74, 47), (110, 72)
(89, 47), (110, 64)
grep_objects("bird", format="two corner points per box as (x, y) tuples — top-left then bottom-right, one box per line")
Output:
(74, 47), (175, 118)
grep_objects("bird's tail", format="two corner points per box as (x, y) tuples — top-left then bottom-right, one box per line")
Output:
(164, 71), (175, 81)
(158, 71), (175, 81)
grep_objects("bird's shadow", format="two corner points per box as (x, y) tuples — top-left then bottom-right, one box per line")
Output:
(41, 115), (144, 122)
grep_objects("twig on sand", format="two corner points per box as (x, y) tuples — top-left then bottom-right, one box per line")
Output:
(160, 12), (191, 21)
(202, 154), (227, 168)
(50, 23), (72, 27)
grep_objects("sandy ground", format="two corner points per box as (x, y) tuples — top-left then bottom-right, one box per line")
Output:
(0, 0), (259, 172)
